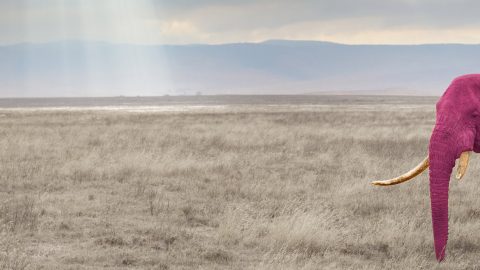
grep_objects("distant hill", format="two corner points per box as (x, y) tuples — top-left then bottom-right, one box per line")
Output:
(1, 40), (480, 97)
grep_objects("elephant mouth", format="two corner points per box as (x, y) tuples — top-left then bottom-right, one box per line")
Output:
(371, 151), (471, 186)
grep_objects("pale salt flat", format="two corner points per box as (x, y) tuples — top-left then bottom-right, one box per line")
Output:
(0, 105), (228, 113)
(0, 104), (435, 113)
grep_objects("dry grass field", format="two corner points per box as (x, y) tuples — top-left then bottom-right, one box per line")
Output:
(2, 96), (480, 269)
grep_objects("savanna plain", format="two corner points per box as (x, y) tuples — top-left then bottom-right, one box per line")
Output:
(2, 95), (480, 270)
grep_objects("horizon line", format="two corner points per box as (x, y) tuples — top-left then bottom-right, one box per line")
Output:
(0, 93), (442, 99)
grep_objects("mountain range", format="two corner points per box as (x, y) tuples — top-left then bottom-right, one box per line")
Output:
(1, 40), (480, 97)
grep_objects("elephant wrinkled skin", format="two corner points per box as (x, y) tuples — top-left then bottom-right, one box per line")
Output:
(372, 74), (480, 261)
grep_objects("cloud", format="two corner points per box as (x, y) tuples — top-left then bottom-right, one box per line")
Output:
(1, 0), (480, 44)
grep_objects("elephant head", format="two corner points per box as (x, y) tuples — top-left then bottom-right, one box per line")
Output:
(372, 74), (480, 261)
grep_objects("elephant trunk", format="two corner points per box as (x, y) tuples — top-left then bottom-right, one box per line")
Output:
(429, 130), (456, 261)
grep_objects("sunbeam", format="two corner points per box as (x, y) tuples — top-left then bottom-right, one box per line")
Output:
(7, 0), (172, 97)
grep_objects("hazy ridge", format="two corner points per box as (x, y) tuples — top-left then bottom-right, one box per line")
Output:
(1, 40), (480, 97)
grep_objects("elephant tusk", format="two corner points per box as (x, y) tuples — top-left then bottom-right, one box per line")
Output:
(371, 151), (471, 186)
(371, 156), (429, 186)
(455, 151), (471, 180)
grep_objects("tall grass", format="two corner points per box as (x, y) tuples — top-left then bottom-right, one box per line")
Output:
(0, 101), (478, 269)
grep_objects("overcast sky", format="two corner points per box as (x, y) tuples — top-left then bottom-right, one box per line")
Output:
(1, 0), (480, 45)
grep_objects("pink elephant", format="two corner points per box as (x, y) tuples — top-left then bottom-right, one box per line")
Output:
(372, 74), (480, 261)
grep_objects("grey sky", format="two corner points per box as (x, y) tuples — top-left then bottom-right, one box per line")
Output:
(1, 0), (480, 45)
